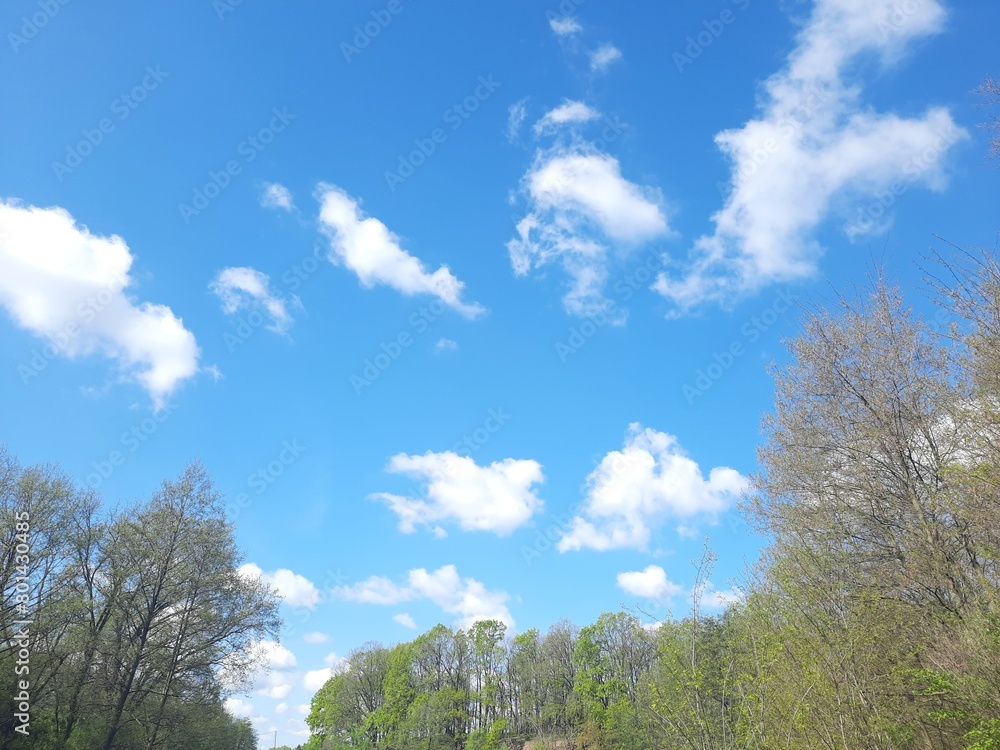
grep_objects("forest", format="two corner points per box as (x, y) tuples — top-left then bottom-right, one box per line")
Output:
(0, 462), (280, 749)
(3, 248), (999, 750)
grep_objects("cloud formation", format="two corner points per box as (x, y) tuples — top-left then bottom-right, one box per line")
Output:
(332, 565), (514, 628)
(534, 100), (601, 135)
(210, 267), (296, 334)
(616, 565), (684, 599)
(549, 16), (582, 36)
(508, 147), (669, 318)
(558, 424), (747, 552)
(371, 451), (544, 537)
(657, 0), (965, 311)
(0, 199), (200, 407)
(589, 43), (622, 73)
(239, 563), (321, 609)
(261, 182), (294, 211)
(316, 184), (484, 317)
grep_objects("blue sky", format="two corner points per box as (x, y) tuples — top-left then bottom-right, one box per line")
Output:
(1, 0), (997, 744)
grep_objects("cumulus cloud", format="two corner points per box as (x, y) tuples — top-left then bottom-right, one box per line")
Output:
(558, 424), (748, 552)
(210, 267), (296, 334)
(589, 43), (622, 73)
(257, 674), (294, 700)
(0, 199), (200, 407)
(533, 100), (601, 135)
(239, 563), (321, 609)
(332, 565), (514, 628)
(303, 631), (329, 644)
(616, 565), (684, 599)
(657, 0), (965, 312)
(371, 451), (544, 537)
(316, 184), (484, 318)
(394, 612), (417, 629)
(434, 337), (458, 353)
(508, 147), (669, 318)
(304, 668), (331, 692)
(261, 182), (294, 211)
(549, 16), (582, 36)
(253, 640), (298, 670)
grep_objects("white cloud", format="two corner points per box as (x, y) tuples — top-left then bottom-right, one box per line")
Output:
(332, 565), (514, 629)
(393, 612), (417, 629)
(549, 16), (582, 36)
(304, 668), (331, 692)
(409, 565), (514, 628)
(533, 100), (601, 135)
(699, 585), (744, 610)
(558, 424), (748, 552)
(303, 631), (328, 644)
(589, 43), (622, 73)
(261, 182), (294, 211)
(210, 267), (296, 334)
(617, 565), (684, 599)
(239, 563), (321, 609)
(508, 147), (669, 318)
(257, 674), (293, 700)
(507, 98), (529, 142)
(333, 575), (412, 605)
(316, 184), (484, 318)
(225, 698), (254, 719)
(371, 451), (544, 537)
(252, 640), (298, 670)
(0, 199), (200, 407)
(657, 0), (965, 312)
(434, 337), (458, 353)
(275, 702), (288, 714)
(296, 704), (310, 715)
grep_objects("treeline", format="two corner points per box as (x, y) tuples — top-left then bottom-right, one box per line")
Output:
(302, 250), (1000, 750)
(0, 460), (281, 750)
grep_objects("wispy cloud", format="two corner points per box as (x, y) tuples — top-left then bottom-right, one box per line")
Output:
(589, 43), (622, 73)
(210, 266), (296, 334)
(316, 184), (485, 318)
(508, 147), (669, 318)
(657, 0), (965, 312)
